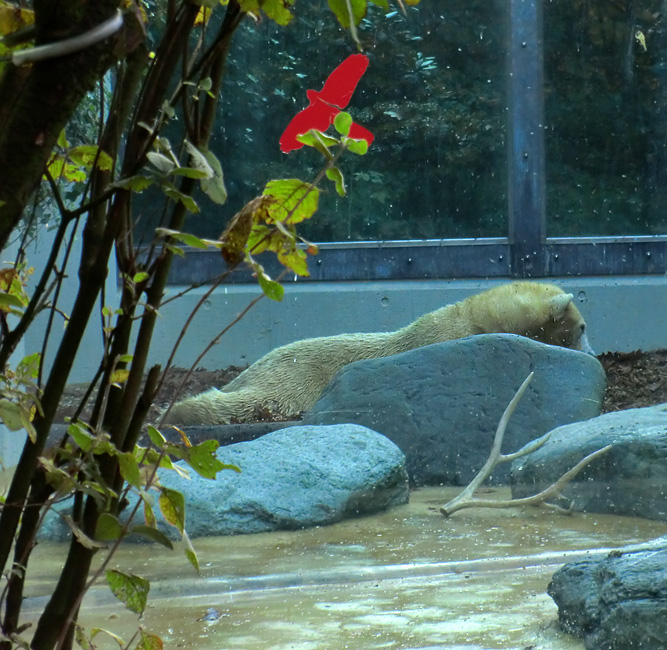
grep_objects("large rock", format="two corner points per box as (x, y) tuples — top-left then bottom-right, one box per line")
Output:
(511, 404), (667, 522)
(40, 424), (409, 540)
(302, 334), (606, 486)
(548, 537), (667, 650)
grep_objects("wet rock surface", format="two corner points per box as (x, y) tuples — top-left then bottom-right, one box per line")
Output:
(302, 334), (606, 485)
(41, 424), (409, 540)
(510, 404), (667, 522)
(548, 537), (667, 650)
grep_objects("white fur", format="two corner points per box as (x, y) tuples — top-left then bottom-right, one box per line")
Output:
(163, 281), (590, 426)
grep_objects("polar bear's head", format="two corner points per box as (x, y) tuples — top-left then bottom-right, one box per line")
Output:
(490, 282), (594, 354)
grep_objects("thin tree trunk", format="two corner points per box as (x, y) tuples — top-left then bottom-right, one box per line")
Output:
(0, 3), (120, 250)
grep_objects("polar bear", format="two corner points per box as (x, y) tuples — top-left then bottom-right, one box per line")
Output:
(162, 281), (593, 426)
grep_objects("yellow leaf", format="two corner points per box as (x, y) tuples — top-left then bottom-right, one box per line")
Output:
(635, 30), (647, 52)
(0, 1), (34, 37)
(110, 369), (130, 385)
(195, 6), (211, 25)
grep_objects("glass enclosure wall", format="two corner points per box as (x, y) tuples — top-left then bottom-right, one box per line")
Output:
(190, 1), (508, 242)
(153, 0), (667, 284)
(544, 0), (667, 237)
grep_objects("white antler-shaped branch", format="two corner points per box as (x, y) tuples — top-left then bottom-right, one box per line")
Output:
(440, 372), (611, 517)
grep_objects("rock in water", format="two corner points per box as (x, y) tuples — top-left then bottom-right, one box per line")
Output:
(548, 537), (667, 650)
(511, 403), (667, 522)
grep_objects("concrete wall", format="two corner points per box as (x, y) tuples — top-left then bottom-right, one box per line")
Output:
(151, 274), (667, 371)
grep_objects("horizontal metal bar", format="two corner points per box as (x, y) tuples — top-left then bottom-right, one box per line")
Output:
(545, 239), (667, 276)
(165, 241), (511, 284)
(162, 235), (667, 284)
(307, 238), (509, 250)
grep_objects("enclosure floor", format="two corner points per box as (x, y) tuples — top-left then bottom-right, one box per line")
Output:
(20, 487), (667, 649)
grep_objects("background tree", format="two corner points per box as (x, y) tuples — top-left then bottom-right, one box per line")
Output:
(0, 1), (417, 648)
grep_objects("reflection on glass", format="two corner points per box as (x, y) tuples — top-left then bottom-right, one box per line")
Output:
(187, 1), (507, 242)
(544, 0), (667, 237)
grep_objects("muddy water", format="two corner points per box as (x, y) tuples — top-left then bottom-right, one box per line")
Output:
(17, 487), (667, 649)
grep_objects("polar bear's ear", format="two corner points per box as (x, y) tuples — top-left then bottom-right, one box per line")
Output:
(548, 293), (574, 318)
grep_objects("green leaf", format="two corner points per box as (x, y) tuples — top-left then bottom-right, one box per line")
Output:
(74, 624), (95, 650)
(131, 525), (174, 549)
(162, 187), (200, 213)
(67, 423), (95, 452)
(16, 351), (41, 380)
(333, 111), (352, 136)
(257, 270), (284, 302)
(263, 179), (319, 225)
(158, 487), (186, 533)
(296, 130), (339, 154)
(68, 145), (113, 171)
(183, 439), (240, 479)
(0, 399), (24, 431)
(110, 369), (130, 385)
(113, 175), (154, 192)
(184, 140), (214, 178)
(106, 569), (150, 615)
(261, 0), (294, 25)
(135, 630), (164, 650)
(182, 531), (200, 573)
(146, 151), (176, 174)
(64, 515), (105, 550)
(89, 628), (125, 649)
(140, 446), (175, 471)
(238, 0), (293, 24)
(344, 136), (370, 155)
(165, 243), (185, 257)
(328, 0), (367, 27)
(39, 457), (75, 493)
(200, 149), (227, 205)
(133, 272), (149, 283)
(20, 409), (36, 443)
(156, 228), (208, 249)
(246, 223), (272, 256)
(326, 166), (346, 196)
(170, 167), (209, 179)
(278, 247), (310, 276)
(142, 496), (157, 528)
(96, 513), (123, 541)
(0, 293), (25, 311)
(147, 425), (166, 448)
(57, 129), (69, 149)
(118, 452), (142, 489)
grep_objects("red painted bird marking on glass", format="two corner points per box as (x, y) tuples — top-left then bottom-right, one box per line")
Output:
(279, 53), (375, 153)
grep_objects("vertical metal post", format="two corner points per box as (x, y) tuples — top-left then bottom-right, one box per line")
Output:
(507, 0), (546, 277)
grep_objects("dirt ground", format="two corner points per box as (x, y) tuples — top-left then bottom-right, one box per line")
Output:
(597, 349), (667, 412)
(56, 349), (667, 424)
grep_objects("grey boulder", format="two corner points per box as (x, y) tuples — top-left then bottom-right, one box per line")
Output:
(511, 404), (667, 522)
(160, 423), (409, 537)
(40, 424), (409, 540)
(303, 334), (606, 486)
(548, 537), (667, 650)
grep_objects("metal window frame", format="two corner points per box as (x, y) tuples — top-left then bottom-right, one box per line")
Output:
(165, 0), (667, 286)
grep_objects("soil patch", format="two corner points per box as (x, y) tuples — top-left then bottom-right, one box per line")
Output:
(598, 349), (667, 412)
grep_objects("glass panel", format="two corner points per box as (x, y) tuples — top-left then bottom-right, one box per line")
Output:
(544, 0), (667, 237)
(184, 1), (507, 242)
